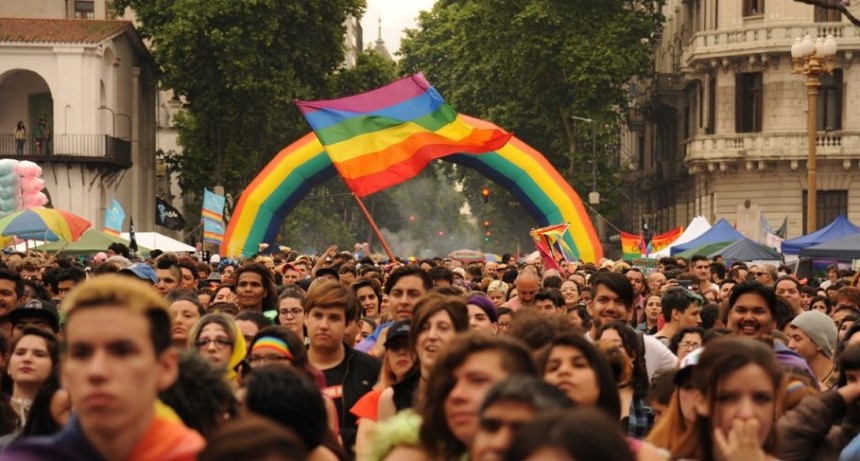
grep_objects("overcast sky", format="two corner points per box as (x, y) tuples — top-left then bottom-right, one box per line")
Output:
(360, 0), (436, 57)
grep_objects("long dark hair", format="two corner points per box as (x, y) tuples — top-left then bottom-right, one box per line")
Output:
(1, 327), (60, 396)
(596, 321), (649, 401)
(419, 333), (536, 460)
(675, 336), (782, 461)
(539, 333), (621, 419)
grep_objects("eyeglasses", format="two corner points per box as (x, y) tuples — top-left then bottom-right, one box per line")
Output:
(248, 355), (291, 365)
(279, 308), (304, 317)
(678, 342), (701, 351)
(195, 338), (233, 349)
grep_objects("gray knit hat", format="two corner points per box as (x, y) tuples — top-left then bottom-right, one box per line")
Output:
(791, 310), (838, 358)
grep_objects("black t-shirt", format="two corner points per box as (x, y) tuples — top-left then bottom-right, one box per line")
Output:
(321, 346), (381, 458)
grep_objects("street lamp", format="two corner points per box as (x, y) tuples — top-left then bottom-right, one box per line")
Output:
(791, 34), (837, 233)
(572, 115), (598, 205)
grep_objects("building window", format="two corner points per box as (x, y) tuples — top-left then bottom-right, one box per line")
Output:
(75, 1), (94, 19)
(818, 69), (842, 131)
(743, 0), (764, 16)
(815, 0), (842, 22)
(706, 76), (716, 134)
(736, 72), (762, 133)
(803, 190), (848, 234)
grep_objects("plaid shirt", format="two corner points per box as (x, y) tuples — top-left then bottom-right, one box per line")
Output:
(626, 397), (654, 438)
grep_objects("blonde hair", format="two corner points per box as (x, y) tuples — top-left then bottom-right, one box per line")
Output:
(62, 274), (172, 355)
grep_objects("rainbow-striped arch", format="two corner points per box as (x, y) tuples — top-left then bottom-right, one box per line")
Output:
(221, 115), (602, 262)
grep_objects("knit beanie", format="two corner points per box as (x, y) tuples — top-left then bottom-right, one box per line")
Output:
(467, 294), (499, 323)
(791, 310), (838, 358)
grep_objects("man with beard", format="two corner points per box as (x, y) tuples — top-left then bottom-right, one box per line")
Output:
(726, 280), (814, 376)
(585, 272), (676, 380)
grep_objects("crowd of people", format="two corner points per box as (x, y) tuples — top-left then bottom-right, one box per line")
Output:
(0, 243), (857, 460)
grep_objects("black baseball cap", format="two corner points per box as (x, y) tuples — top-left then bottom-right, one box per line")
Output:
(9, 299), (60, 332)
(385, 319), (411, 348)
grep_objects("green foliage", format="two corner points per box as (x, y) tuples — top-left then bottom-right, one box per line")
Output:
(116, 0), (366, 231)
(400, 0), (664, 243)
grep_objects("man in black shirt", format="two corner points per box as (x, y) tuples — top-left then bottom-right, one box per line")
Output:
(305, 280), (380, 457)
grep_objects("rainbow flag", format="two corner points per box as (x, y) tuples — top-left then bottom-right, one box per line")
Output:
(203, 219), (224, 245)
(531, 223), (577, 262)
(202, 188), (225, 222)
(103, 198), (124, 237)
(296, 73), (512, 196)
(620, 227), (683, 259)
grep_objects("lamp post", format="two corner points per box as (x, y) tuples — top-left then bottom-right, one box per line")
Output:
(571, 115), (598, 206)
(791, 34), (837, 233)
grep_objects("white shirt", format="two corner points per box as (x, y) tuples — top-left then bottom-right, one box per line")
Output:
(586, 330), (677, 381)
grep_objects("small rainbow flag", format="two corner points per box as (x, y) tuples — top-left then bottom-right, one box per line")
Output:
(620, 227), (683, 259)
(296, 73), (512, 196)
(202, 188), (225, 222)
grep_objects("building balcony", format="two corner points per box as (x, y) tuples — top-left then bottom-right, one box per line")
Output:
(0, 134), (131, 169)
(682, 22), (860, 68)
(684, 131), (860, 170)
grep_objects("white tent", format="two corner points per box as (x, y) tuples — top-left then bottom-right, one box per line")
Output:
(121, 232), (195, 253)
(651, 216), (712, 259)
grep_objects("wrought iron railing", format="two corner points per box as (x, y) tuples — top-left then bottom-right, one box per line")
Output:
(0, 133), (131, 166)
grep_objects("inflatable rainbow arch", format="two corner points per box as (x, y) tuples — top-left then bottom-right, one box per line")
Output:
(221, 115), (603, 262)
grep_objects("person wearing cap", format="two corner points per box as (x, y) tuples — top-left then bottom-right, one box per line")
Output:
(314, 268), (340, 282)
(216, 259), (239, 285)
(466, 294), (498, 334)
(9, 299), (61, 337)
(281, 263), (301, 285)
(119, 263), (158, 285)
(351, 319), (414, 456)
(789, 310), (838, 390)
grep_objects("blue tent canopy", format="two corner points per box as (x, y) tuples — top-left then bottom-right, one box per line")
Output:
(717, 237), (783, 262)
(799, 232), (860, 260)
(781, 215), (860, 255)
(670, 219), (745, 256)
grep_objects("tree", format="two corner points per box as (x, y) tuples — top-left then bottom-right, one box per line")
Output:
(116, 0), (364, 229)
(794, 0), (860, 25)
(399, 0), (663, 237)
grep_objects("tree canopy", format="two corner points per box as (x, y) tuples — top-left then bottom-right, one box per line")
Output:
(399, 0), (665, 232)
(116, 0), (366, 222)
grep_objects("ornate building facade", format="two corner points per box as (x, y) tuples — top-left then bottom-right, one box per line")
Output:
(625, 0), (860, 240)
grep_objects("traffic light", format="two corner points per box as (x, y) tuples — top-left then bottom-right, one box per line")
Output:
(484, 230), (491, 243)
(481, 187), (491, 203)
(483, 220), (491, 228)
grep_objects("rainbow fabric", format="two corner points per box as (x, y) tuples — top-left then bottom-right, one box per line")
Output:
(251, 336), (293, 361)
(221, 116), (602, 262)
(620, 227), (683, 260)
(530, 223), (577, 263)
(296, 73), (511, 197)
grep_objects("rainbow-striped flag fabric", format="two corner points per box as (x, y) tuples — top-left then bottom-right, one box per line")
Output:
(202, 188), (225, 222)
(296, 73), (512, 196)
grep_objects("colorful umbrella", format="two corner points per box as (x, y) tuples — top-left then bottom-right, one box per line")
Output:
(0, 207), (91, 241)
(447, 249), (486, 262)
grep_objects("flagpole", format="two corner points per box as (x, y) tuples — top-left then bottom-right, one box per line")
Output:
(351, 193), (397, 263)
